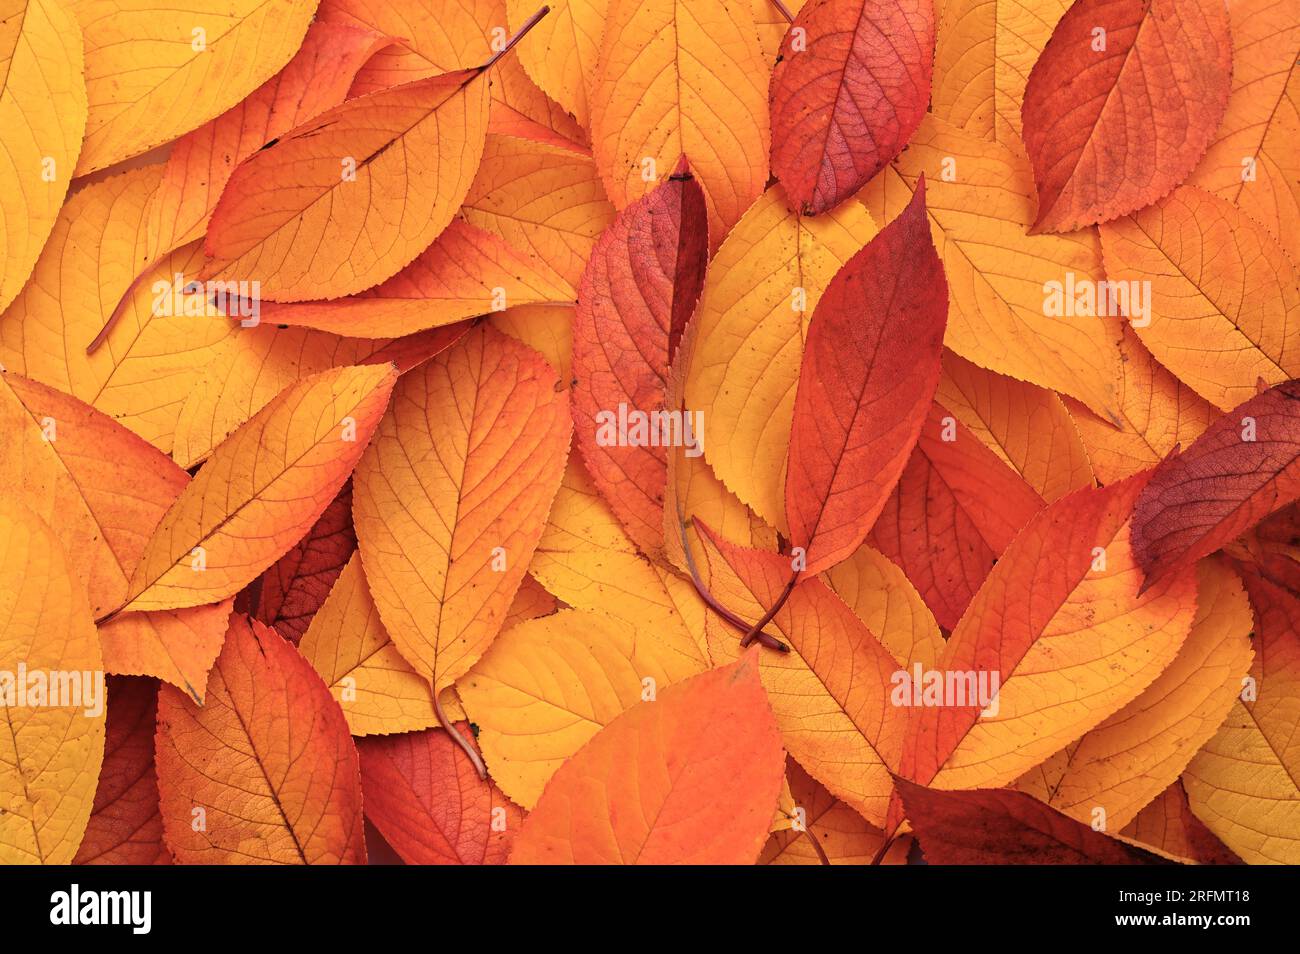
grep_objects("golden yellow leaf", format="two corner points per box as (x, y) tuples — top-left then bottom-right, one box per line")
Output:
(936, 350), (1094, 502)
(588, 0), (769, 243)
(1187, 0), (1300, 261)
(0, 169), (237, 454)
(683, 184), (879, 529)
(69, 0), (318, 174)
(489, 304), (574, 383)
(352, 325), (570, 691)
(0, 0), (86, 312)
(506, 0), (605, 127)
(1184, 569), (1300, 864)
(858, 114), (1123, 418)
(459, 608), (704, 809)
(1014, 559), (1254, 829)
(463, 133), (616, 289)
(0, 498), (105, 864)
(1100, 185), (1300, 411)
(931, 0), (1070, 144)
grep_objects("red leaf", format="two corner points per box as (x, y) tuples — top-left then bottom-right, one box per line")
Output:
(1022, 0), (1232, 232)
(73, 677), (171, 866)
(249, 480), (356, 643)
(1132, 381), (1300, 590)
(571, 158), (708, 555)
(785, 179), (948, 576)
(769, 0), (935, 215)
(869, 403), (1046, 628)
(896, 778), (1172, 864)
(357, 726), (523, 865)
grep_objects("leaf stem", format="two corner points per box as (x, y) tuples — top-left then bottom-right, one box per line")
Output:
(802, 827), (832, 865)
(434, 690), (487, 780)
(769, 0), (795, 23)
(740, 570), (798, 647)
(674, 506), (789, 653)
(479, 5), (550, 71)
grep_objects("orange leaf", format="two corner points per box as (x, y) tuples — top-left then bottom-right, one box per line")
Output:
(146, 19), (392, 259)
(202, 70), (490, 300)
(120, 363), (397, 614)
(1021, 0), (1232, 231)
(155, 614), (366, 864)
(902, 475), (1199, 790)
(786, 180), (948, 576)
(509, 652), (785, 864)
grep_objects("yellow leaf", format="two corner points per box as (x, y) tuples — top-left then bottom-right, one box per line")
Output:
(530, 457), (712, 670)
(0, 0), (86, 312)
(1187, 0), (1300, 261)
(822, 544), (945, 671)
(352, 325), (571, 691)
(0, 169), (238, 453)
(858, 114), (1123, 418)
(1100, 185), (1300, 411)
(506, 0), (606, 127)
(489, 304), (575, 383)
(1184, 569), (1300, 864)
(459, 608), (703, 809)
(931, 0), (1070, 144)
(683, 184), (878, 529)
(0, 499), (105, 864)
(588, 0), (770, 243)
(69, 0), (318, 174)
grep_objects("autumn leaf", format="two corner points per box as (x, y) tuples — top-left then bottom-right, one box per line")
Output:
(769, 0), (934, 215)
(1182, 567), (1300, 864)
(200, 67), (491, 301)
(896, 778), (1172, 864)
(1131, 381), (1300, 590)
(0, 169), (237, 452)
(260, 219), (573, 337)
(1013, 558), (1254, 830)
(119, 363), (397, 614)
(760, 759), (887, 865)
(683, 183), (878, 529)
(459, 608), (703, 809)
(70, 0), (319, 175)
(358, 726), (522, 864)
(1100, 186), (1300, 411)
(868, 401), (1046, 629)
(352, 325), (570, 700)
(571, 158), (708, 556)
(786, 179), (948, 577)
(588, 0), (770, 243)
(145, 19), (392, 262)
(0, 498), (105, 864)
(73, 677), (170, 865)
(509, 652), (785, 864)
(858, 114), (1124, 417)
(901, 475), (1199, 790)
(699, 525), (907, 827)
(1021, 0), (1232, 232)
(1120, 781), (1242, 865)
(0, 0), (86, 313)
(155, 614), (366, 864)
(505, 0), (605, 128)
